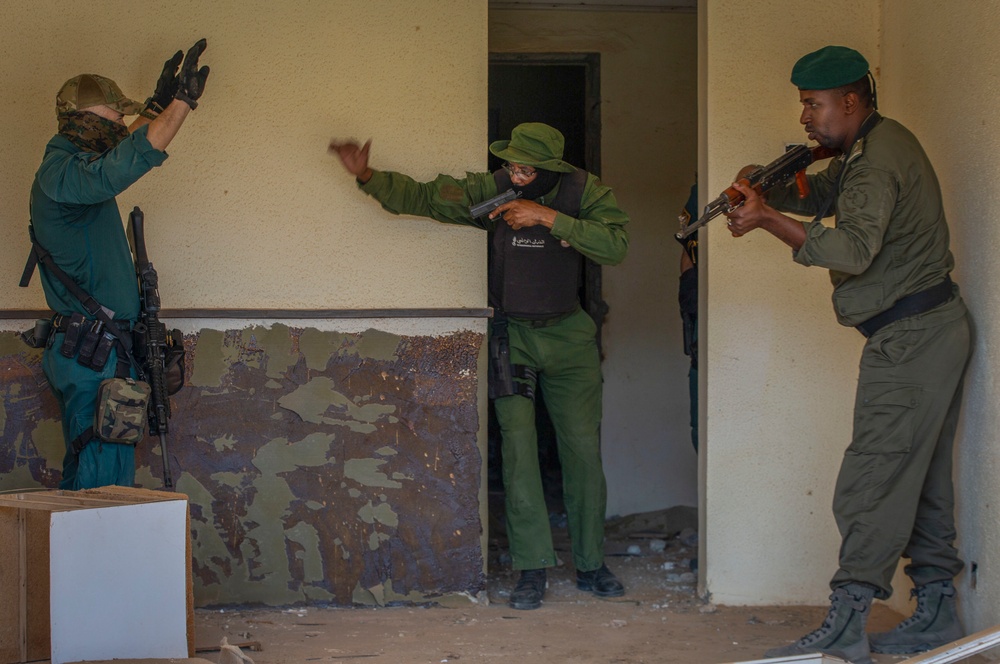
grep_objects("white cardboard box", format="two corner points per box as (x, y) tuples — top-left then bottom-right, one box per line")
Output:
(0, 488), (193, 664)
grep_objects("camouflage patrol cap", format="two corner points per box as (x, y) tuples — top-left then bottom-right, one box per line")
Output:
(55, 74), (144, 117)
(791, 46), (870, 90)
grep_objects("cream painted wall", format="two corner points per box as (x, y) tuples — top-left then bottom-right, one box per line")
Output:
(490, 9), (699, 517)
(0, 0), (487, 312)
(703, 0), (1000, 631)
(701, 0), (882, 606)
(879, 0), (1000, 633)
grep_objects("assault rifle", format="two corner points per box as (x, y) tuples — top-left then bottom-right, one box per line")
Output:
(676, 144), (840, 240)
(129, 206), (176, 489)
(470, 189), (520, 220)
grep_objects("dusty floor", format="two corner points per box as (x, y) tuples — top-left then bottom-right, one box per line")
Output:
(188, 506), (990, 664)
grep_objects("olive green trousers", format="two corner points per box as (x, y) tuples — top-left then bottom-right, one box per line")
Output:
(831, 296), (970, 598)
(494, 307), (607, 573)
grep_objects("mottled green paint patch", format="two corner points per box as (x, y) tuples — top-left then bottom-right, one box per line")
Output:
(278, 377), (393, 431)
(257, 324), (295, 379)
(0, 463), (40, 491)
(0, 333), (33, 356)
(369, 532), (389, 550)
(299, 328), (349, 371)
(210, 471), (245, 488)
(213, 434), (238, 452)
(358, 500), (399, 527)
(32, 418), (65, 466)
(391, 472), (412, 481)
(355, 329), (400, 362)
(285, 521), (324, 582)
(348, 488), (361, 498)
(190, 330), (238, 387)
(375, 446), (397, 456)
(277, 377), (342, 424)
(354, 580), (433, 607)
(344, 458), (402, 489)
(264, 380), (282, 389)
(255, 433), (335, 473)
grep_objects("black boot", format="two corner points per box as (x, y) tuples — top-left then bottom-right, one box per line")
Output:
(509, 569), (547, 610)
(869, 580), (963, 654)
(764, 583), (875, 664)
(576, 564), (625, 598)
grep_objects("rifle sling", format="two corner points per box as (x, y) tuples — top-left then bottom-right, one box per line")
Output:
(23, 225), (137, 376)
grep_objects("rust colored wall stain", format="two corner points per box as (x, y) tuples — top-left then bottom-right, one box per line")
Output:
(0, 327), (486, 608)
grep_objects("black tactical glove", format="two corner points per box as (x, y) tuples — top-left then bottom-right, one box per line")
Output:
(144, 50), (183, 116)
(175, 38), (210, 109)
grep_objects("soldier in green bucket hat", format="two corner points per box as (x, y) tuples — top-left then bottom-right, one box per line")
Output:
(725, 45), (971, 663)
(331, 122), (630, 610)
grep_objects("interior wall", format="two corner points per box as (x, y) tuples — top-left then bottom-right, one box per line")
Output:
(879, 0), (1000, 632)
(0, 0), (488, 312)
(489, 8), (699, 517)
(701, 0), (883, 606)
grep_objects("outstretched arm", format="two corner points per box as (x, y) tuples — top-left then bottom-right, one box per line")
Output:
(132, 39), (209, 151)
(329, 139), (373, 184)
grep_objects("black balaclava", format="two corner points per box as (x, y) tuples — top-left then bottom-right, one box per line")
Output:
(511, 168), (560, 202)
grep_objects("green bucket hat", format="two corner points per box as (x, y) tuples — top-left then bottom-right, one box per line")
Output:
(489, 122), (575, 173)
(55, 74), (144, 117)
(791, 45), (870, 90)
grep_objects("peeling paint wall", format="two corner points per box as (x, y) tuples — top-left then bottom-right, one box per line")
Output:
(0, 324), (486, 607)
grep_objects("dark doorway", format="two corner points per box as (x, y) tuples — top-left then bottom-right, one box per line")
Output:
(486, 53), (602, 525)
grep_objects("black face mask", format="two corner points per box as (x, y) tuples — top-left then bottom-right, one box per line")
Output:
(57, 111), (129, 154)
(511, 169), (560, 201)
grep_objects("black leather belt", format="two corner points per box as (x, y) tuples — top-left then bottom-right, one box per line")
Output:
(856, 276), (954, 338)
(52, 314), (133, 333)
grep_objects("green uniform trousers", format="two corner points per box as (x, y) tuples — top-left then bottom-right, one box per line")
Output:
(42, 334), (136, 490)
(831, 295), (970, 598)
(494, 307), (607, 573)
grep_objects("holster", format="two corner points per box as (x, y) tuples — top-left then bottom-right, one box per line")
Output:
(488, 314), (536, 400)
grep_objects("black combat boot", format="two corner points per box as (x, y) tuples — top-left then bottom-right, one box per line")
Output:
(869, 580), (963, 654)
(576, 564), (625, 598)
(509, 568), (547, 610)
(764, 583), (876, 664)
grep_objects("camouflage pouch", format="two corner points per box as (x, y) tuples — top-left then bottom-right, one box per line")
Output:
(94, 377), (151, 444)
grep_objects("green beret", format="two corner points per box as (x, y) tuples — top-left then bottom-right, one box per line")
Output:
(791, 45), (870, 90)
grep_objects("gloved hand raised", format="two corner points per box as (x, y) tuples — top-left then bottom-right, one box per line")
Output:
(145, 49), (183, 114)
(175, 38), (210, 109)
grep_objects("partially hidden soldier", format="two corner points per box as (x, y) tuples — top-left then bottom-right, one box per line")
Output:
(24, 40), (209, 490)
(676, 181), (698, 452)
(330, 122), (630, 610)
(725, 46), (971, 663)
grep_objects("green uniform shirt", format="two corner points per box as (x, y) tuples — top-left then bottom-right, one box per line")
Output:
(30, 124), (168, 320)
(768, 115), (954, 327)
(360, 169), (629, 266)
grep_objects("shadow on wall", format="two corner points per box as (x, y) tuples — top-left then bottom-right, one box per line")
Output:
(0, 325), (485, 607)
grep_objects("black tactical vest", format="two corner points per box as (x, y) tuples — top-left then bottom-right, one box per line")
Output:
(489, 168), (588, 319)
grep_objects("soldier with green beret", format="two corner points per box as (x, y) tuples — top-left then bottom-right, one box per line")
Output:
(726, 45), (970, 663)
(330, 122), (629, 610)
(29, 40), (209, 490)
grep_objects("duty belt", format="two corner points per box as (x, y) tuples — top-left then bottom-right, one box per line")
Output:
(855, 276), (954, 338)
(52, 314), (133, 333)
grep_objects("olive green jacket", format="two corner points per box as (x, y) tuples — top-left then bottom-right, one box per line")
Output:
(360, 169), (629, 266)
(768, 115), (954, 327)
